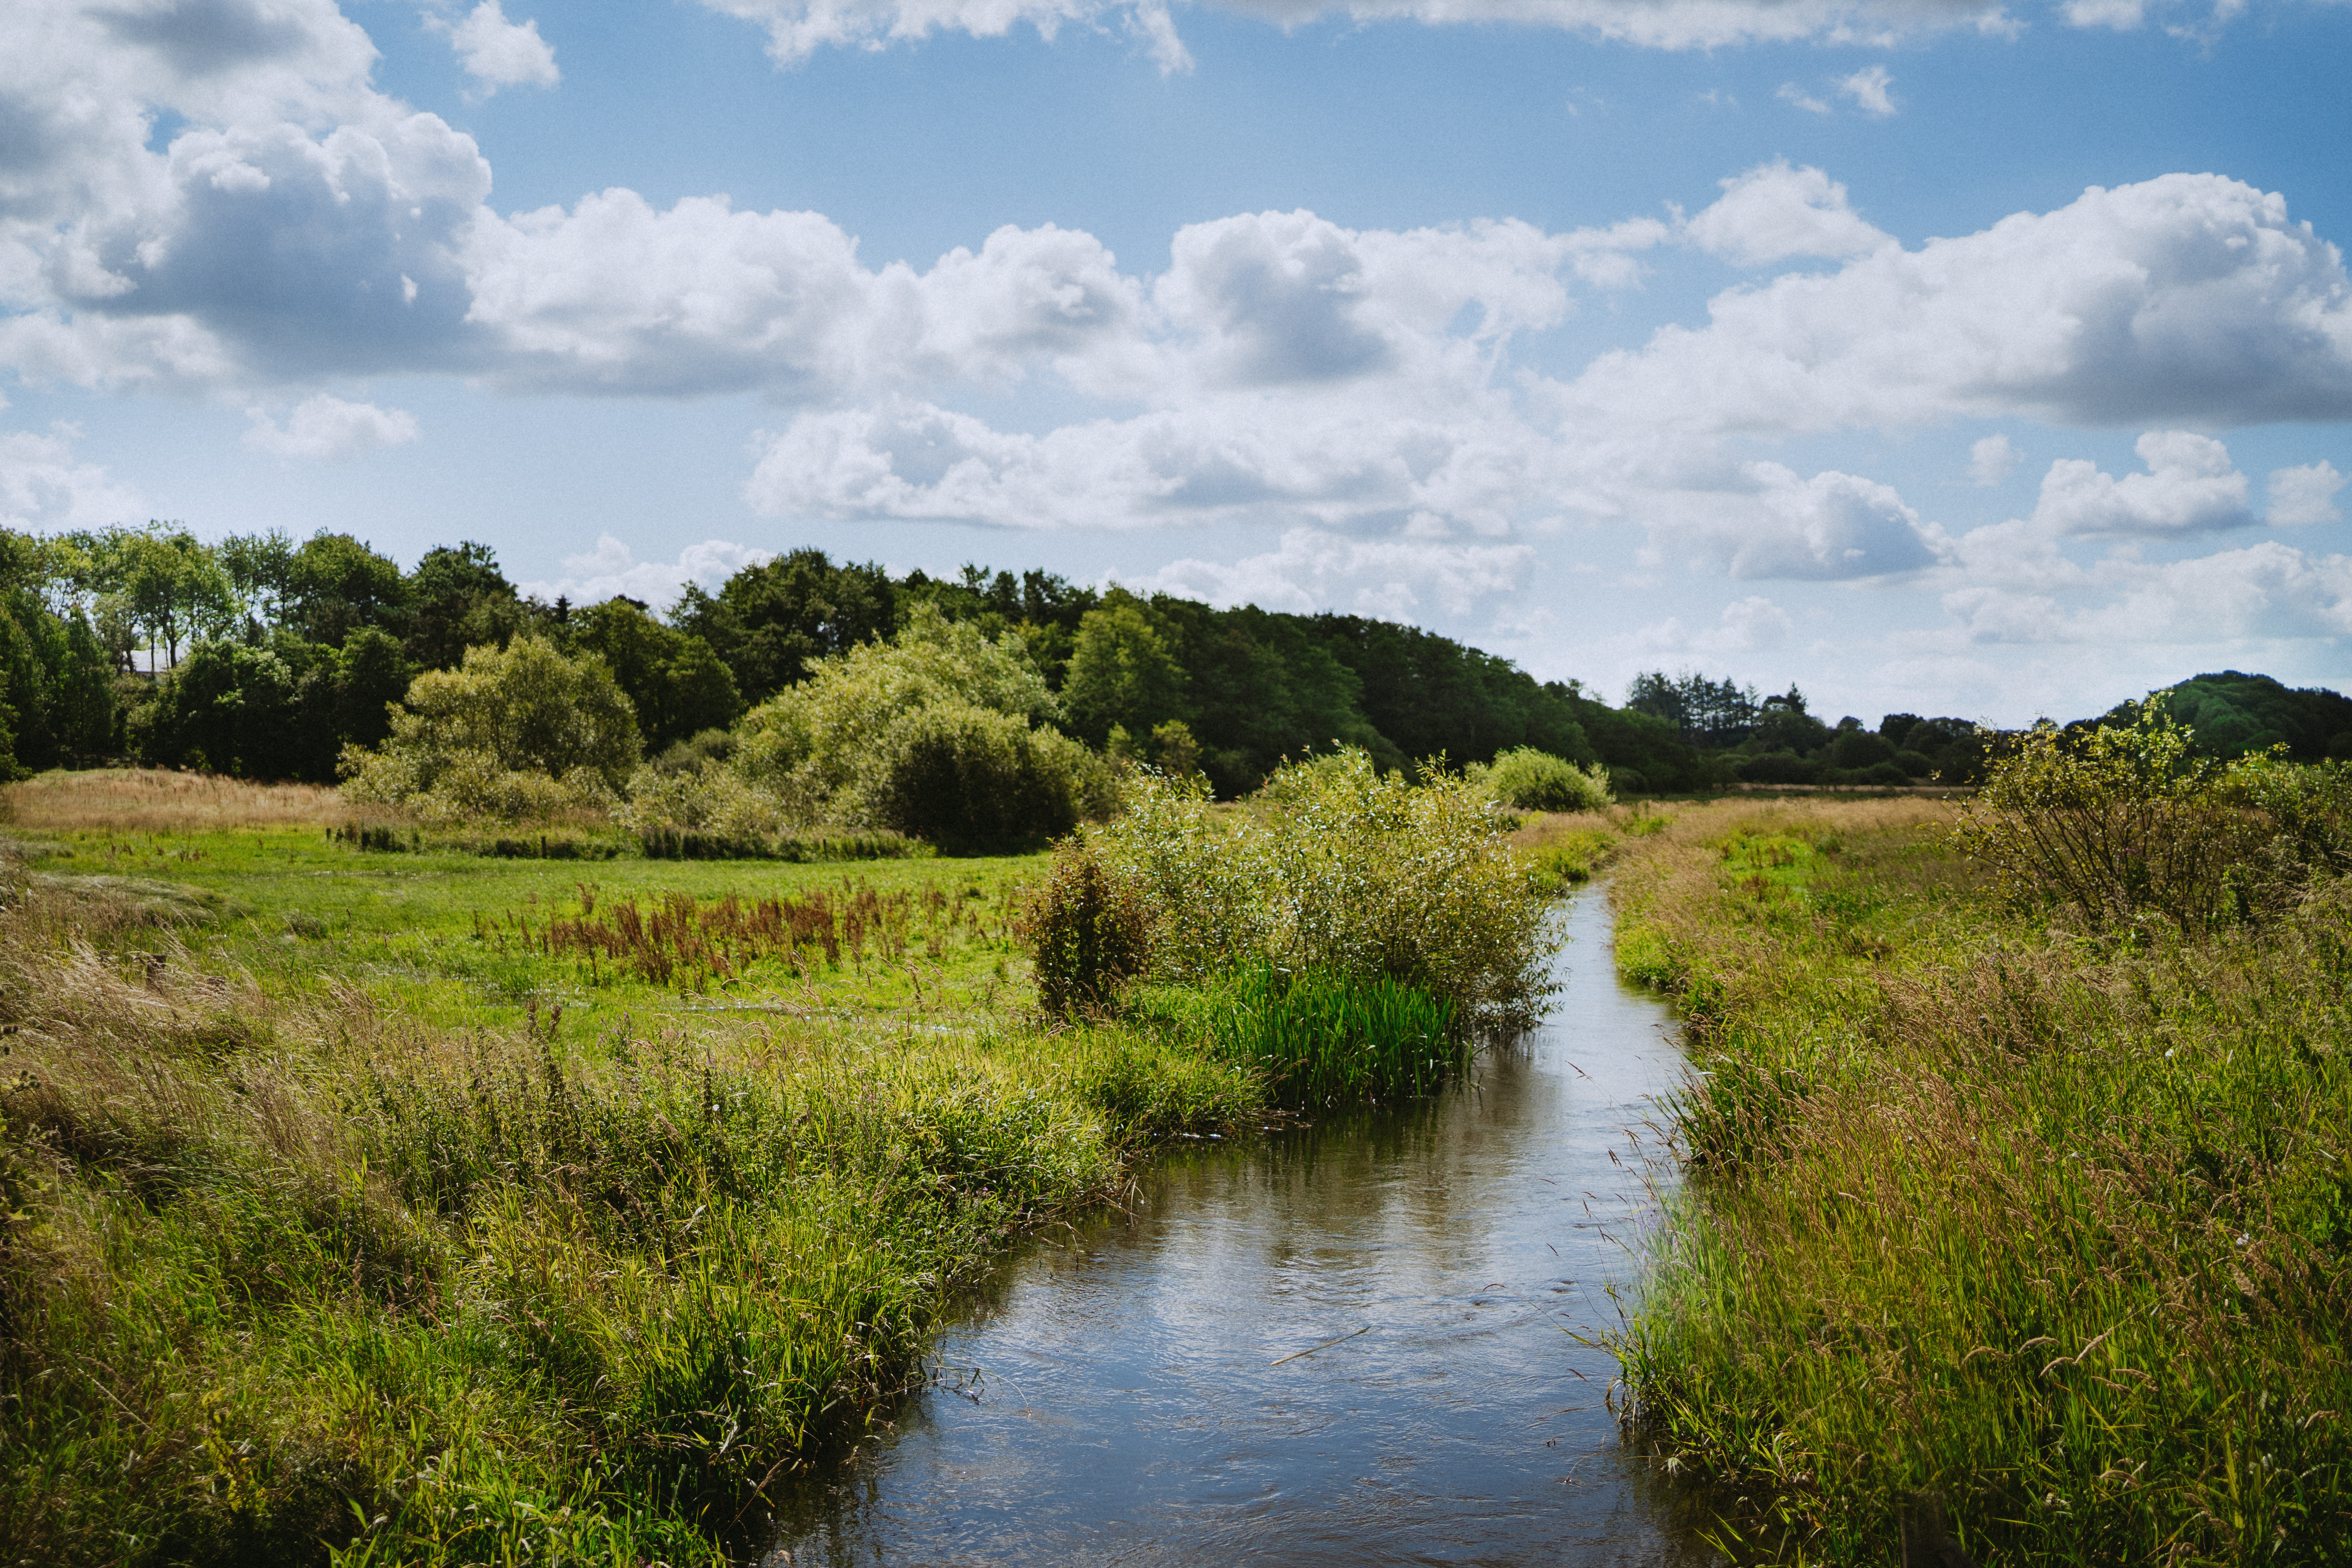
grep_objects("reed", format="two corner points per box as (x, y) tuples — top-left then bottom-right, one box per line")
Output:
(1207, 963), (1465, 1109)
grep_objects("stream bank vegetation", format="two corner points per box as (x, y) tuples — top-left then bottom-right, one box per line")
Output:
(0, 739), (1555, 1566)
(1611, 707), (2352, 1565)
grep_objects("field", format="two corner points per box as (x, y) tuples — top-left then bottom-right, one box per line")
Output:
(1610, 796), (2352, 1566)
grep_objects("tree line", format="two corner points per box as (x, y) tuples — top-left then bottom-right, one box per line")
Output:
(4, 521), (2339, 794)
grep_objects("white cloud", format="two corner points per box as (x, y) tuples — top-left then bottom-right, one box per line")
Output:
(1684, 162), (1890, 267)
(1636, 594), (1794, 655)
(1838, 64), (1896, 114)
(1659, 463), (1947, 580)
(1777, 82), (1833, 114)
(1567, 175), (2352, 436)
(2028, 430), (2250, 537)
(2269, 460), (2346, 526)
(430, 1), (560, 94)
(697, 0), (2014, 66)
(1944, 541), (2352, 643)
(1968, 433), (2021, 485)
(0, 424), (144, 531)
(1116, 526), (1536, 619)
(242, 394), (420, 459)
(519, 534), (777, 610)
(2062, 0), (2144, 26)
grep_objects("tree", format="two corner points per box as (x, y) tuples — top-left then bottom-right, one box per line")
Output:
(404, 541), (528, 669)
(219, 529), (297, 637)
(672, 549), (898, 703)
(572, 597), (743, 752)
(288, 532), (406, 647)
(1061, 592), (1188, 745)
(134, 641), (303, 777)
(72, 524), (236, 669)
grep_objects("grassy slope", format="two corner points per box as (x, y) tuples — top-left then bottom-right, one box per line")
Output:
(1610, 798), (2352, 1566)
(0, 776), (1264, 1567)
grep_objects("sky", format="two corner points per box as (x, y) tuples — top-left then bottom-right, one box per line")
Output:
(3, 0), (2350, 725)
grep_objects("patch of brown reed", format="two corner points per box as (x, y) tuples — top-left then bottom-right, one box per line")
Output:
(2, 767), (359, 834)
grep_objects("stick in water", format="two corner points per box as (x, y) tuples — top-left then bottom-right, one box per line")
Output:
(1270, 1326), (1371, 1366)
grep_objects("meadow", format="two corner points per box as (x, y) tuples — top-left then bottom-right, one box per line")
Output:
(1609, 791), (2352, 1566)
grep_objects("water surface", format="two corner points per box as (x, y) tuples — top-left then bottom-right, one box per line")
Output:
(766, 887), (1715, 1567)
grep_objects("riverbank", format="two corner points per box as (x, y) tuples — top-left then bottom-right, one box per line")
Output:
(1610, 796), (2352, 1564)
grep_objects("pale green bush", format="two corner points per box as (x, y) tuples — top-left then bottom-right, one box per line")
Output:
(1088, 748), (1558, 1029)
(728, 605), (1109, 850)
(614, 761), (815, 837)
(340, 636), (638, 823)
(1479, 747), (1615, 812)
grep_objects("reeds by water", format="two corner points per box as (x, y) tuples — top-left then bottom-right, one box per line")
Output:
(1210, 963), (1465, 1108)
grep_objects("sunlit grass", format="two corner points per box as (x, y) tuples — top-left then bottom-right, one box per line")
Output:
(1609, 796), (2352, 1565)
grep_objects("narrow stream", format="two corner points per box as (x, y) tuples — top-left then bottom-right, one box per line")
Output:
(765, 886), (1716, 1566)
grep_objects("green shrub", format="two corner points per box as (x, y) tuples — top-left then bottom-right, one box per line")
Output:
(1483, 746), (1614, 812)
(1735, 752), (1819, 786)
(340, 636), (639, 823)
(1087, 749), (1558, 1030)
(1952, 702), (2271, 932)
(1019, 839), (1153, 1018)
(865, 702), (1114, 854)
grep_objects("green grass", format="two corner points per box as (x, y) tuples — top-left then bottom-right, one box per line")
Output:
(1608, 797), (2352, 1566)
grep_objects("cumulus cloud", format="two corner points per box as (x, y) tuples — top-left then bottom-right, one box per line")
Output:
(242, 393), (419, 458)
(2269, 460), (2345, 526)
(1968, 433), (2021, 485)
(1567, 175), (2352, 435)
(429, 1), (560, 94)
(1656, 463), (1947, 580)
(0, 424), (144, 530)
(2028, 430), (2250, 536)
(1116, 527), (1537, 619)
(1838, 64), (1896, 114)
(1684, 162), (1890, 267)
(519, 534), (777, 610)
(1944, 541), (2352, 643)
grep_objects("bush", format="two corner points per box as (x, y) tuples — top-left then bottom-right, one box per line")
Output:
(1086, 750), (1558, 1030)
(340, 636), (639, 823)
(1952, 702), (2261, 932)
(863, 703), (1114, 854)
(1893, 748), (1936, 778)
(1482, 747), (1614, 812)
(1856, 759), (1910, 786)
(1020, 839), (1153, 1018)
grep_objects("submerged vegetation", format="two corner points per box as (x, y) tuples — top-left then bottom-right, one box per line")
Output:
(1611, 727), (2352, 1564)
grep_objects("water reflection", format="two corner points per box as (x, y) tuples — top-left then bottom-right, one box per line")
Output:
(765, 887), (1717, 1567)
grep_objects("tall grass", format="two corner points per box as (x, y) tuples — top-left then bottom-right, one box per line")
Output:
(4, 767), (354, 833)
(0, 865), (1256, 1566)
(1205, 964), (1464, 1109)
(1609, 795), (2352, 1565)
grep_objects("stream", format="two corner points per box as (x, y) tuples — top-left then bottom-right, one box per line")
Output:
(763, 885), (1717, 1566)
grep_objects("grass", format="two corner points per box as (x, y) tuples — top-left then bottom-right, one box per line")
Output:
(1607, 796), (2352, 1565)
(0, 766), (1524, 1566)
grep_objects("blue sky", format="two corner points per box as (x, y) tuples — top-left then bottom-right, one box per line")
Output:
(4, 0), (2349, 724)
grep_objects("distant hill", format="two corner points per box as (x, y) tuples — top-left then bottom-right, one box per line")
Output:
(2112, 671), (2352, 763)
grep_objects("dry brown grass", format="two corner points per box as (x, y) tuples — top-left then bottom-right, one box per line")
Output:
(1, 768), (362, 834)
